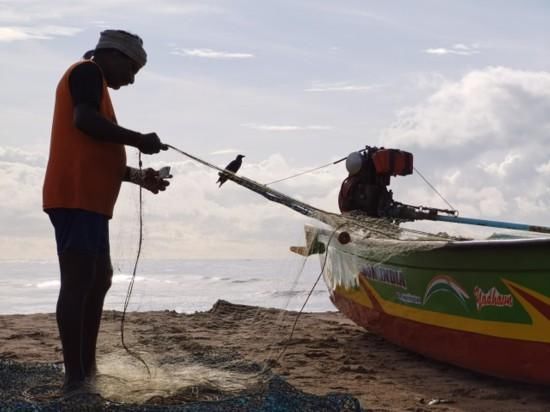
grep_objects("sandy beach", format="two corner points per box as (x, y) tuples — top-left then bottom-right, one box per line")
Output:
(1, 300), (549, 411)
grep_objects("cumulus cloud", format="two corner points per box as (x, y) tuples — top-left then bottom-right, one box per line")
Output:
(443, 170), (461, 185)
(381, 67), (550, 228)
(0, 146), (46, 167)
(171, 48), (254, 59)
(479, 152), (521, 177)
(536, 161), (550, 175)
(424, 43), (481, 56)
(0, 147), (47, 216)
(0, 161), (44, 211)
(0, 147), (51, 258)
(382, 67), (550, 148)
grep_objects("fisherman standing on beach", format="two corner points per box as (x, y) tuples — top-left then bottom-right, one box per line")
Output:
(42, 29), (170, 394)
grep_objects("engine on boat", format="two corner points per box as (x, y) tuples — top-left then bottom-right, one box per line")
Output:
(338, 146), (413, 217)
(338, 146), (459, 221)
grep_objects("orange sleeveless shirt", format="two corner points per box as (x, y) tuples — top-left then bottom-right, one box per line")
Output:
(43, 61), (127, 218)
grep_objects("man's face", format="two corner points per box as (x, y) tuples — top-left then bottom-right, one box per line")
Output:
(107, 50), (140, 89)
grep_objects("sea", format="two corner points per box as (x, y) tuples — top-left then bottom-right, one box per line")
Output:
(0, 258), (335, 315)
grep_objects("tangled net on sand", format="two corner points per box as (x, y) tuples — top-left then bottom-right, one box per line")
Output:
(0, 358), (362, 411)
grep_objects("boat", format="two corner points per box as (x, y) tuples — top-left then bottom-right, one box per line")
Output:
(176, 142), (550, 385)
(293, 224), (550, 385)
(287, 146), (550, 385)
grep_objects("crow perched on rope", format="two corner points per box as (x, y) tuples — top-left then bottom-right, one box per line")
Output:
(217, 154), (245, 187)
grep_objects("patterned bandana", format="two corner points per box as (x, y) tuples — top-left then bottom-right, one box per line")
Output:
(95, 30), (147, 69)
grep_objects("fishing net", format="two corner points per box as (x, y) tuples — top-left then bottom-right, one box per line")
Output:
(0, 359), (362, 411)
(0, 300), (362, 411)
(97, 302), (305, 405)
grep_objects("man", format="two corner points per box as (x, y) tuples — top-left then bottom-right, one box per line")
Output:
(42, 29), (170, 394)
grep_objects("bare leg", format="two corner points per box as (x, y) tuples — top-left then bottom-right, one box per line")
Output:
(56, 253), (96, 390)
(81, 254), (113, 380)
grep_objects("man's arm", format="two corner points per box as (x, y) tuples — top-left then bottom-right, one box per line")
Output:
(69, 62), (163, 154)
(74, 104), (140, 146)
(73, 105), (164, 153)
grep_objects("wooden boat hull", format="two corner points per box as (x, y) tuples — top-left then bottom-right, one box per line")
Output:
(300, 225), (550, 385)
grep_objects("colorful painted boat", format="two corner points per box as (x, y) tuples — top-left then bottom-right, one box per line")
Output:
(294, 225), (550, 385)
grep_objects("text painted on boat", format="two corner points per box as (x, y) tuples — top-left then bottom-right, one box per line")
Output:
(360, 265), (407, 289)
(474, 286), (514, 310)
(396, 292), (422, 305)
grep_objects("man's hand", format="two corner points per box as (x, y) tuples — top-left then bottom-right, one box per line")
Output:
(137, 133), (168, 154)
(127, 167), (171, 194)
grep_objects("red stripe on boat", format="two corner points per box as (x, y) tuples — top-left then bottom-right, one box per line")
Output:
(507, 284), (550, 321)
(331, 291), (550, 386)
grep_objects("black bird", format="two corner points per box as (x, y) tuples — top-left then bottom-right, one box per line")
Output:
(217, 154), (245, 187)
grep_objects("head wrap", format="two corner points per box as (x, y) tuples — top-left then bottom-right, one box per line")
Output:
(95, 29), (147, 69)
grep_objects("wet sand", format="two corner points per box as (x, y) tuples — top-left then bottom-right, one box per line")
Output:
(1, 300), (549, 411)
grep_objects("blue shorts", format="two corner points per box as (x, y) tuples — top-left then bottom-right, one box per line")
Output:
(47, 208), (110, 256)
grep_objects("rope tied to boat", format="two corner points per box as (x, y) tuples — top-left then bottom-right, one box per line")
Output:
(265, 156), (348, 186)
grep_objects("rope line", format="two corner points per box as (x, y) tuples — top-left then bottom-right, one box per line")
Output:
(120, 152), (151, 376)
(413, 166), (457, 213)
(273, 224), (343, 363)
(265, 156), (347, 186)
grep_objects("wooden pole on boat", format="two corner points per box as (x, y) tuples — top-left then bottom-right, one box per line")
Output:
(431, 215), (550, 235)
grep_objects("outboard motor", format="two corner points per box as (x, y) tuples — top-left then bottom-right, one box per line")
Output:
(338, 146), (413, 217)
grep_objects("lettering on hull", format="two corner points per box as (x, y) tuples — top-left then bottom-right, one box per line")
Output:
(360, 265), (407, 289)
(474, 286), (514, 310)
(396, 292), (422, 305)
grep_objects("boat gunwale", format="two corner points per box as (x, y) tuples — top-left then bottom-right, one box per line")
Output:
(308, 225), (550, 251)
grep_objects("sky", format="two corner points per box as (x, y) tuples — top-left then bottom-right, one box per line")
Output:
(1, 0), (550, 260)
